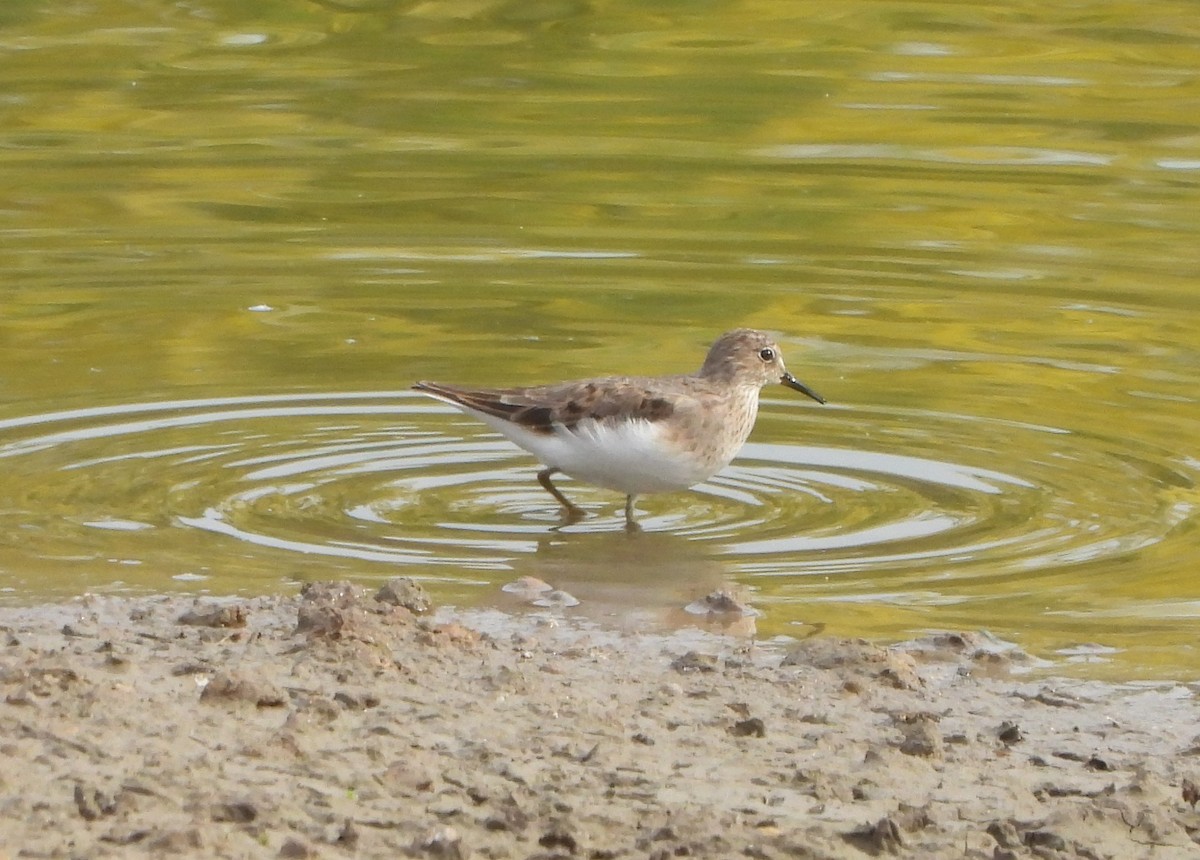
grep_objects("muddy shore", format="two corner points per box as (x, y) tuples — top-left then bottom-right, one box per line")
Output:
(2, 581), (1198, 859)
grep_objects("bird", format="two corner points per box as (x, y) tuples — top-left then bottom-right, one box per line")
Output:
(413, 328), (825, 526)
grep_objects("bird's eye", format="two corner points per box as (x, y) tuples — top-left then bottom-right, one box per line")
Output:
(758, 347), (775, 362)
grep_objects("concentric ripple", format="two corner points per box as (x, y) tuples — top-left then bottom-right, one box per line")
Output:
(727, 408), (1190, 581)
(0, 392), (1192, 631)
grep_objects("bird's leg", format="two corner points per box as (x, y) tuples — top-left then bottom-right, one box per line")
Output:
(623, 494), (642, 532)
(537, 467), (585, 522)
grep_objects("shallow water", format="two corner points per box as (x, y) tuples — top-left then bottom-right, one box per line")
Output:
(0, 1), (1197, 678)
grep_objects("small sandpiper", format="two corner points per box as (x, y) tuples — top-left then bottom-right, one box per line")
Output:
(413, 328), (825, 526)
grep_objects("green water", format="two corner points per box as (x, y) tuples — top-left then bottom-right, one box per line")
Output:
(0, 1), (1197, 678)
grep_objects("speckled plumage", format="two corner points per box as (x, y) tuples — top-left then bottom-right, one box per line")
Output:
(413, 329), (825, 525)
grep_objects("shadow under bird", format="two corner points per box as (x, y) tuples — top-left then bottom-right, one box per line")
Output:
(413, 328), (826, 526)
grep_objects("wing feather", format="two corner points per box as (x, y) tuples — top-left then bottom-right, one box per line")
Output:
(413, 378), (683, 434)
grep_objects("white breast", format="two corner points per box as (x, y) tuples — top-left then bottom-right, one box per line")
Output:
(476, 413), (715, 494)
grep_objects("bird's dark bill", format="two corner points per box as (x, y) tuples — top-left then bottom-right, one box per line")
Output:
(781, 372), (825, 404)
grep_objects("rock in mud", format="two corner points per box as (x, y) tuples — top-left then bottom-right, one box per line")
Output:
(375, 577), (433, 613)
(895, 713), (944, 759)
(199, 670), (288, 707)
(177, 604), (247, 628)
(670, 651), (718, 673)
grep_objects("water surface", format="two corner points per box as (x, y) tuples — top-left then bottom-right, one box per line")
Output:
(0, 0), (1197, 678)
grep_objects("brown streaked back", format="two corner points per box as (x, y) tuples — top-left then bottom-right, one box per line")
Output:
(413, 379), (679, 435)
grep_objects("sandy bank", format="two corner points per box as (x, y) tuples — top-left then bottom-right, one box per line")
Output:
(1, 581), (1198, 859)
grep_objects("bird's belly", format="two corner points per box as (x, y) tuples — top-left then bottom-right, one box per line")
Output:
(526, 419), (718, 494)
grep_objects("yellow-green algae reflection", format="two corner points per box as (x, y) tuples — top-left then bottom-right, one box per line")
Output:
(0, 1), (1197, 679)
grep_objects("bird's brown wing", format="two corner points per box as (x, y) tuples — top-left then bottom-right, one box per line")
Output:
(413, 378), (681, 435)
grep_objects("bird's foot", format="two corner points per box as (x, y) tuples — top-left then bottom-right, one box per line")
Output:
(559, 503), (588, 525)
(622, 494), (642, 533)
